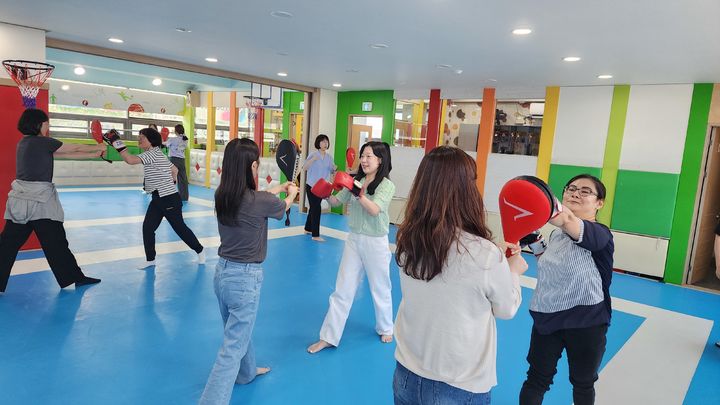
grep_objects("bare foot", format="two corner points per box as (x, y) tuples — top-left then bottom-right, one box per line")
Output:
(307, 340), (333, 354)
(380, 334), (393, 343)
(312, 237), (326, 242)
(257, 367), (271, 376)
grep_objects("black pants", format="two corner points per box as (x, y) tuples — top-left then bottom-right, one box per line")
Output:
(0, 219), (85, 292)
(170, 157), (189, 201)
(143, 191), (203, 261)
(304, 184), (322, 237)
(519, 324), (608, 405)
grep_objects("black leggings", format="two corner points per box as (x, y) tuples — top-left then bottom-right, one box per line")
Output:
(304, 184), (323, 237)
(143, 191), (203, 261)
(0, 219), (85, 292)
(520, 324), (608, 405)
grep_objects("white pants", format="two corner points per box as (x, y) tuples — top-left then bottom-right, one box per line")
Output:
(319, 233), (393, 346)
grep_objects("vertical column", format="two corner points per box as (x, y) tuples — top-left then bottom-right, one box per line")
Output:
(438, 99), (448, 146)
(425, 89), (441, 153)
(182, 103), (195, 177)
(411, 101), (424, 147)
(204, 92), (215, 188)
(597, 85), (630, 225)
(475, 88), (496, 193)
(536, 86), (559, 182)
(229, 91), (238, 140)
(254, 106), (264, 156)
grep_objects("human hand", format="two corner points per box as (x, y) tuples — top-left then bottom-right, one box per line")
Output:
(287, 183), (299, 196)
(504, 242), (528, 275)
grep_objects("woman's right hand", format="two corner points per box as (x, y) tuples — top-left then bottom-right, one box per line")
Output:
(504, 242), (528, 275)
(287, 183), (299, 196)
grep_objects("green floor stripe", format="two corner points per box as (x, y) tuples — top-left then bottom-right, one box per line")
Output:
(664, 83), (714, 284)
(598, 85), (630, 225)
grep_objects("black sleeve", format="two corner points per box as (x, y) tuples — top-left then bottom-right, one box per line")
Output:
(47, 137), (63, 153)
(577, 220), (612, 252)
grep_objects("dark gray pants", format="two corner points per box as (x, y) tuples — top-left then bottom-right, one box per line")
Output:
(170, 157), (189, 201)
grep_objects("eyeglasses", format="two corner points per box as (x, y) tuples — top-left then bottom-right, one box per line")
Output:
(564, 185), (597, 197)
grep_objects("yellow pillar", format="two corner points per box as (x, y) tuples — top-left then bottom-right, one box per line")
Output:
(438, 100), (448, 146)
(204, 92), (216, 188)
(412, 101), (424, 147)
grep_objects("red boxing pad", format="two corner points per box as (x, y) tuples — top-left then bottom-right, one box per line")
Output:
(498, 176), (554, 254)
(334, 171), (355, 191)
(90, 120), (103, 144)
(311, 178), (334, 198)
(346, 147), (356, 168)
(160, 127), (170, 142)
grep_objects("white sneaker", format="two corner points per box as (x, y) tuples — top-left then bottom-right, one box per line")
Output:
(137, 260), (156, 269)
(197, 250), (206, 264)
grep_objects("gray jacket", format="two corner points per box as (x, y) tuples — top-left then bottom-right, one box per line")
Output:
(4, 180), (64, 224)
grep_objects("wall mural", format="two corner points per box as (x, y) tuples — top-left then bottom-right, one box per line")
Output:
(49, 81), (186, 115)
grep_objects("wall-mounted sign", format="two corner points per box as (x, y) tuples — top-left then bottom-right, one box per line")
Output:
(361, 101), (373, 112)
(299, 101), (305, 111)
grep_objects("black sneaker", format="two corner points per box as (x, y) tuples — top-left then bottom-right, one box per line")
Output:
(75, 276), (101, 287)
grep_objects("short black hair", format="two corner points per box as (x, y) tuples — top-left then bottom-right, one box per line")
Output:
(139, 128), (163, 147)
(174, 124), (185, 135)
(17, 108), (48, 136)
(314, 134), (330, 149)
(565, 174), (606, 200)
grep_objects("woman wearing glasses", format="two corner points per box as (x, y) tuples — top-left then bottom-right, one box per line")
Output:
(519, 174), (614, 405)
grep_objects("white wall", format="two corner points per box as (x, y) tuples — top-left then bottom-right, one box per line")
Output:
(483, 154), (539, 213)
(317, 88), (338, 153)
(0, 23), (46, 80)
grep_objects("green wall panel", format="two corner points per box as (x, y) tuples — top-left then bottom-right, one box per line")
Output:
(610, 170), (679, 237)
(665, 83), (714, 284)
(548, 164), (603, 199)
(282, 91), (305, 141)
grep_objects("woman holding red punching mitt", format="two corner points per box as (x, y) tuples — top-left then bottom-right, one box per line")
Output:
(519, 174), (613, 405)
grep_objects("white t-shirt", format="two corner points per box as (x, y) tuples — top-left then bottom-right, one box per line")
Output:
(394, 231), (522, 393)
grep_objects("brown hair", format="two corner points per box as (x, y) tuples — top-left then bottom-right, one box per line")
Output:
(395, 146), (492, 281)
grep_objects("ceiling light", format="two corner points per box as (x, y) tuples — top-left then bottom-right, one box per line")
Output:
(332, 83), (342, 88)
(108, 37), (124, 43)
(175, 27), (192, 33)
(152, 78), (162, 86)
(205, 57), (218, 63)
(563, 56), (581, 62)
(512, 28), (532, 35)
(369, 43), (389, 49)
(73, 66), (85, 75)
(346, 68), (359, 73)
(270, 11), (293, 18)
(487, 78), (498, 82)
(454, 69), (463, 74)
(436, 64), (452, 69)
(277, 51), (289, 56)
(598, 74), (613, 79)
(277, 72), (288, 77)
(61, 84), (70, 91)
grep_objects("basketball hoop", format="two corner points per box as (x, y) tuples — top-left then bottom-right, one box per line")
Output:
(2, 59), (55, 108)
(245, 97), (263, 120)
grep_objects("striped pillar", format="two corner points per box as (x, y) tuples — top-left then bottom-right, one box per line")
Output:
(425, 89), (441, 153)
(204, 92), (215, 188)
(475, 87), (496, 193)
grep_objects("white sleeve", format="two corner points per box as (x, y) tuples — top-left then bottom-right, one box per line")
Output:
(484, 253), (522, 320)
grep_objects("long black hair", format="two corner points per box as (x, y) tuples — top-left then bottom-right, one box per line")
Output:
(215, 138), (259, 226)
(355, 141), (391, 195)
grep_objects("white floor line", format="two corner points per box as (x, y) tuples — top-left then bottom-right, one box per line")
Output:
(188, 196), (215, 208)
(58, 186), (143, 192)
(11, 225), (710, 404)
(63, 210), (215, 228)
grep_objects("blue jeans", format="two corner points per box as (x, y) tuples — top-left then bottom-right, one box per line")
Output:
(393, 362), (491, 405)
(199, 259), (264, 405)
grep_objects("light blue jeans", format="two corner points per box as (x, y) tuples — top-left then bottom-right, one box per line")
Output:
(199, 259), (264, 405)
(393, 362), (492, 405)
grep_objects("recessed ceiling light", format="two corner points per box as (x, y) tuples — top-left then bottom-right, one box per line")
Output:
(563, 56), (581, 62)
(369, 43), (389, 49)
(512, 28), (532, 35)
(454, 69), (463, 74)
(346, 68), (359, 73)
(205, 57), (218, 63)
(61, 84), (70, 91)
(332, 83), (342, 88)
(108, 37), (124, 43)
(152, 78), (162, 86)
(270, 11), (293, 18)
(73, 66), (85, 75)
(277, 72), (288, 77)
(487, 78), (498, 82)
(277, 51), (289, 56)
(436, 64), (452, 69)
(175, 27), (192, 33)
(598, 74), (613, 79)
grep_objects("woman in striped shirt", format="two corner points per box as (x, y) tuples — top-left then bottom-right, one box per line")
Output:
(112, 127), (204, 269)
(519, 174), (614, 405)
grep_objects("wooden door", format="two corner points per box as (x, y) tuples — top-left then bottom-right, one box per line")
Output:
(689, 127), (720, 284)
(349, 124), (373, 173)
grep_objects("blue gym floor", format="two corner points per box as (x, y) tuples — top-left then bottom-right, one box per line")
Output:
(1, 185), (719, 404)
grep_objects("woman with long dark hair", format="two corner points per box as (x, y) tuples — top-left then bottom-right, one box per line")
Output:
(302, 134), (336, 241)
(200, 138), (298, 405)
(519, 174), (613, 405)
(392, 146), (526, 404)
(0, 108), (104, 292)
(307, 141), (395, 354)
